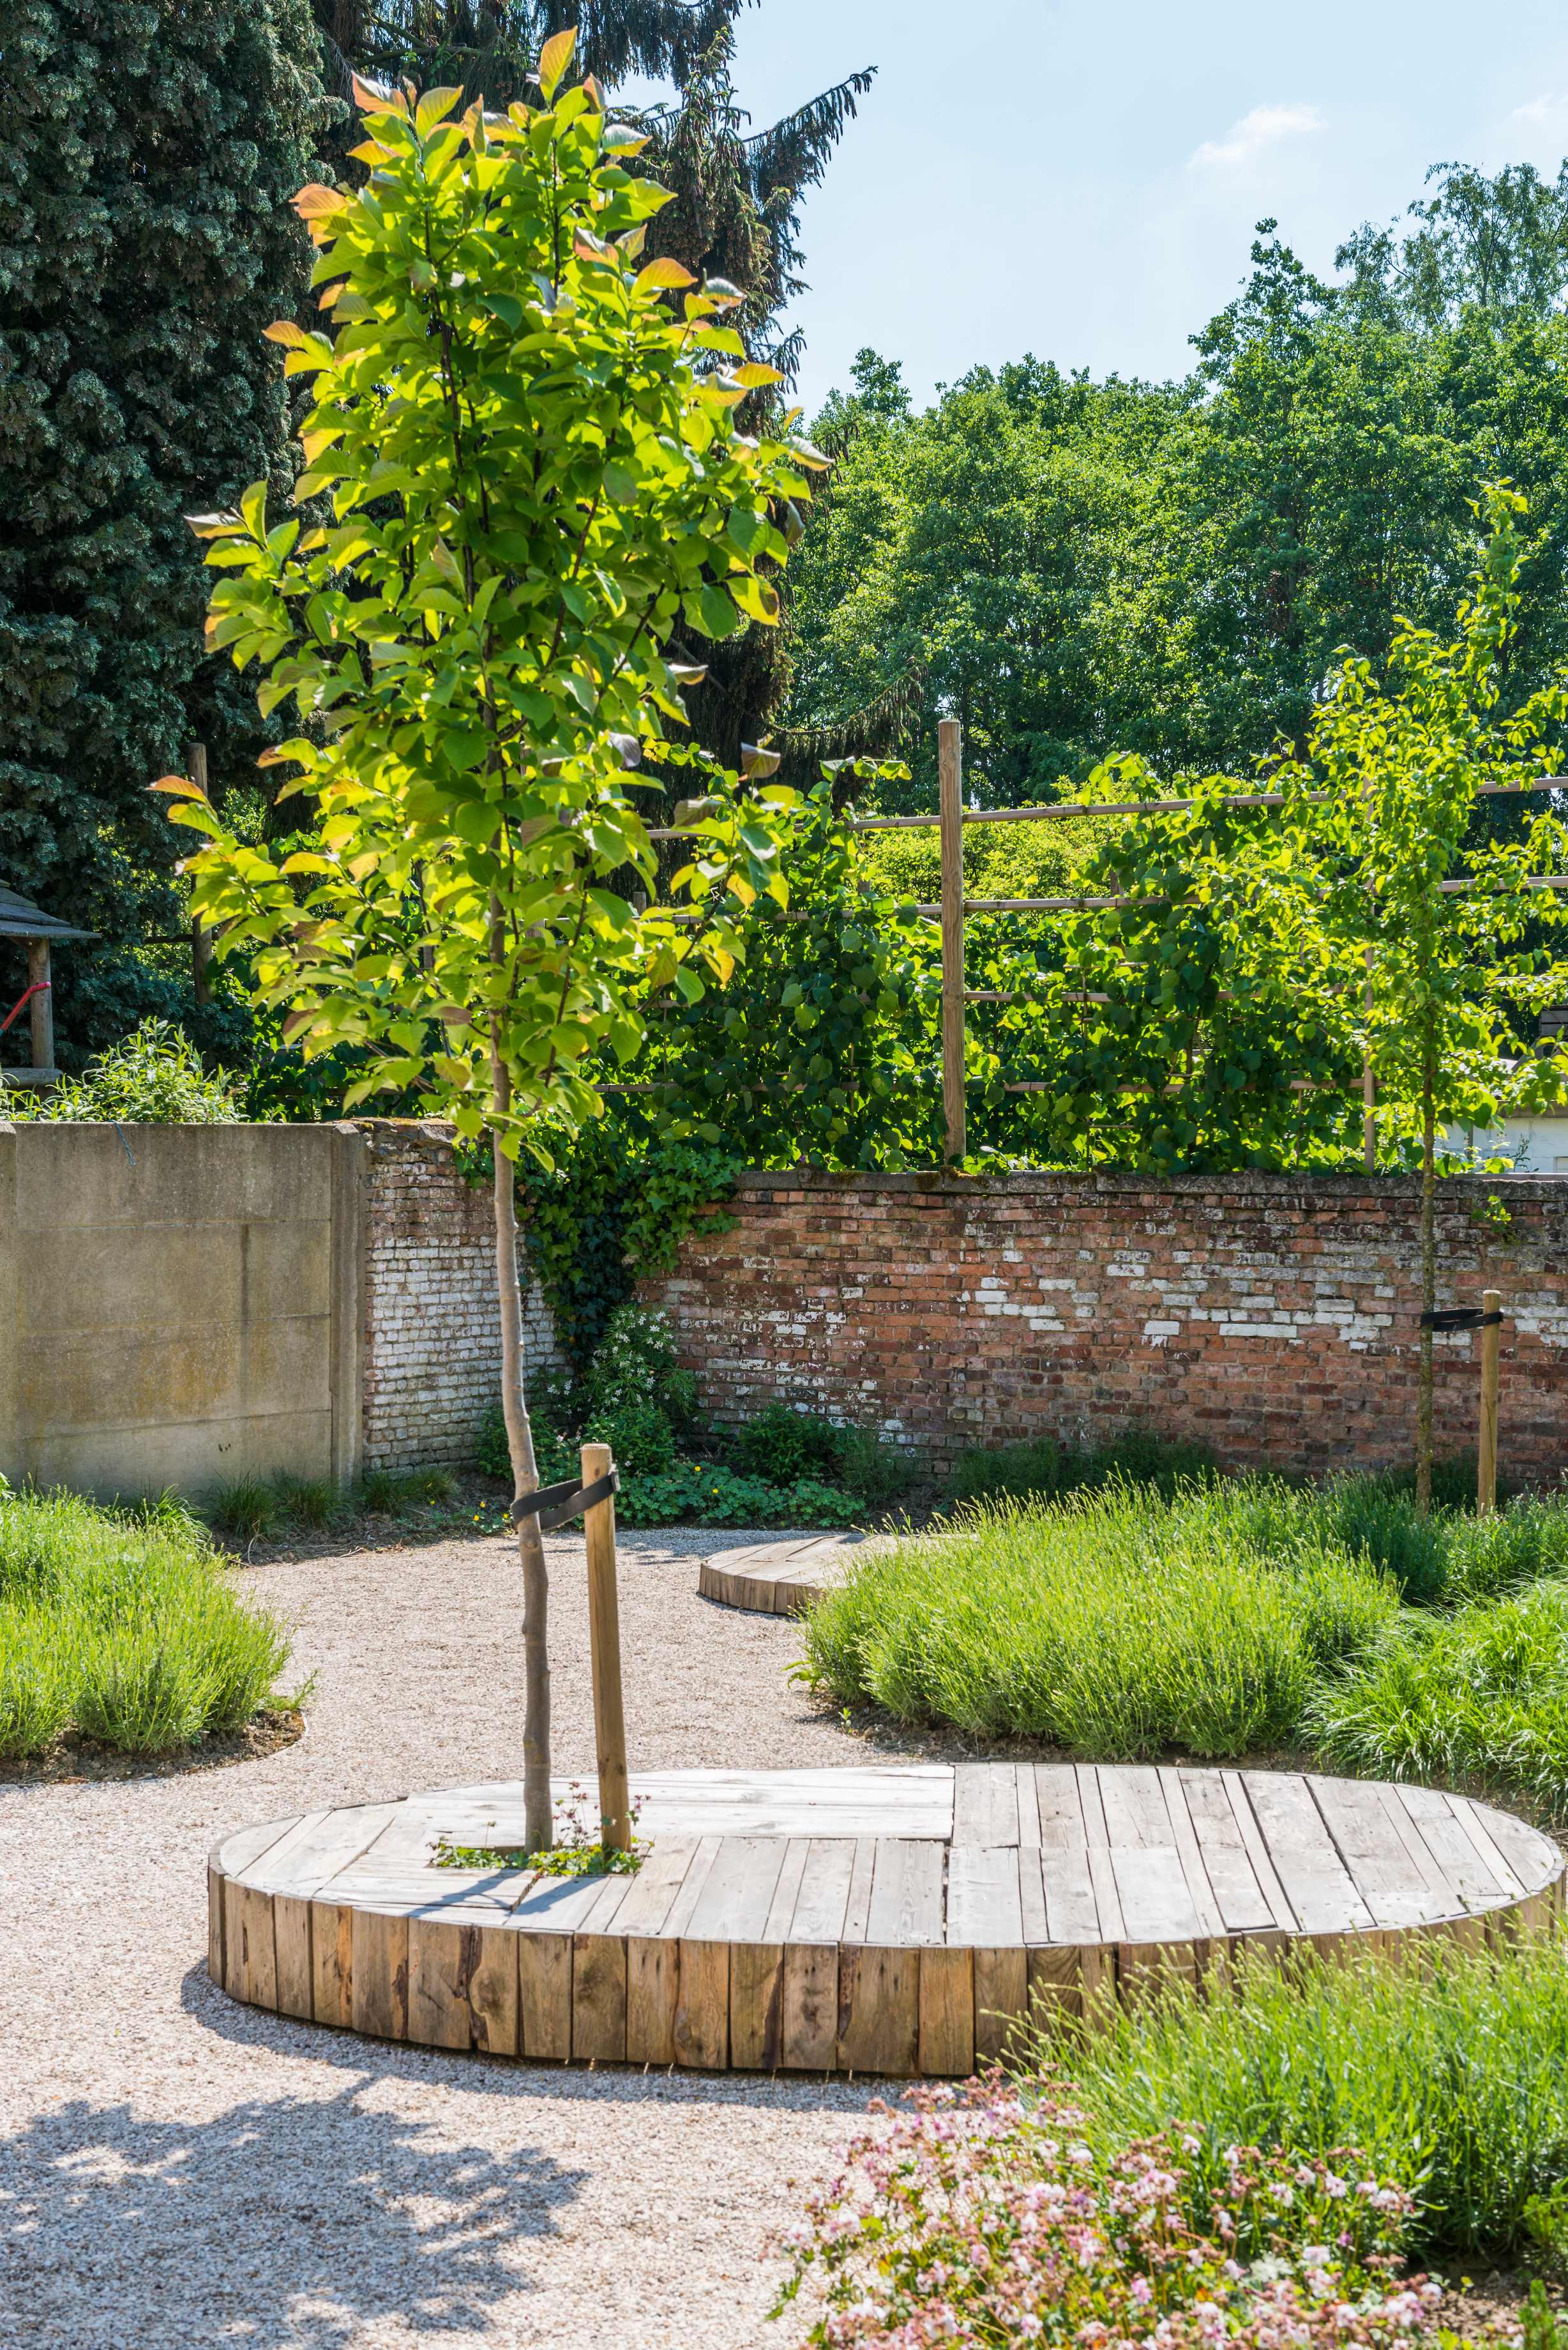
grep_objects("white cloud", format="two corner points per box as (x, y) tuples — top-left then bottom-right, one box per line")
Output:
(1510, 93), (1568, 128)
(1189, 103), (1326, 172)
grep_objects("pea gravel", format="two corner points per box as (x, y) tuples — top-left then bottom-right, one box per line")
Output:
(0, 1528), (910, 2350)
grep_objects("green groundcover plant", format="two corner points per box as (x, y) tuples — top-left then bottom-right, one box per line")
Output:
(0, 1482), (294, 1757)
(773, 2074), (1445, 2350)
(1040, 1938), (1568, 2263)
(797, 1484), (1400, 1752)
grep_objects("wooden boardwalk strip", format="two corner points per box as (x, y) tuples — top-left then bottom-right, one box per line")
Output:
(1309, 1775), (1455, 1929)
(210, 1764), (1565, 2079)
(947, 1846), (1024, 1948)
(866, 1840), (946, 1946)
(1180, 1770), (1278, 1933)
(787, 1840), (856, 1943)
(1242, 1773), (1373, 1937)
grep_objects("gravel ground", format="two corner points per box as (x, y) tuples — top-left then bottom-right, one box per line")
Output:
(0, 1528), (920, 2350)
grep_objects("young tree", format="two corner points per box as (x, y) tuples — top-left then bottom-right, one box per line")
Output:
(167, 44), (822, 1846)
(1280, 487), (1568, 1508)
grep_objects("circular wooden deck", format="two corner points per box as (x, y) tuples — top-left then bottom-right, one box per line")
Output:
(210, 1763), (1564, 2077)
(697, 1533), (863, 1614)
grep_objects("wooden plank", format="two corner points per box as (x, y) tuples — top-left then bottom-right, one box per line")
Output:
(1157, 1769), (1226, 1939)
(788, 1840), (856, 1943)
(1098, 1766), (1175, 1851)
(407, 1919), (472, 2051)
(1017, 1844), (1052, 1944)
(232, 1806), (331, 1889)
(258, 1802), (406, 1896)
(512, 1869), (631, 1936)
(919, 1946), (975, 2076)
(311, 1902), (353, 2026)
(627, 1940), (679, 2064)
(838, 1946), (919, 2076)
(947, 1846), (1023, 1947)
(223, 1880), (276, 2009)
(351, 1909), (409, 2040)
(783, 1943), (840, 2069)
(866, 1840), (946, 1946)
(841, 1839), (877, 1944)
(613, 1838), (698, 1938)
(273, 1895), (313, 2020)
(572, 1934), (628, 2062)
(405, 1920), (519, 2055)
(730, 1944), (785, 2069)
(207, 1864), (225, 1987)
(672, 1941), (729, 2068)
(1118, 1937), (1198, 2002)
(1309, 1776), (1452, 1929)
(1015, 1765), (1041, 1849)
(1460, 1798), (1562, 1899)
(1075, 1767), (1127, 1941)
(1410, 1793), (1529, 1920)
(952, 1763), (1018, 1847)
(659, 1835), (723, 1940)
(1220, 1770), (1295, 1930)
(974, 1948), (1030, 2064)
(1027, 1944), (1084, 2025)
(1108, 1840), (1203, 1948)
(684, 1837), (789, 1944)
(1036, 1764), (1087, 1847)
(760, 1839), (811, 1944)
(1434, 1794), (1528, 1902)
(465, 1925), (520, 2056)
(214, 1815), (298, 1885)
(1240, 1773), (1373, 1937)
(1180, 1770), (1278, 1933)
(518, 1934), (572, 2060)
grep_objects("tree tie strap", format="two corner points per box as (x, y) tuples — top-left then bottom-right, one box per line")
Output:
(1420, 1308), (1504, 1331)
(509, 1469), (620, 1534)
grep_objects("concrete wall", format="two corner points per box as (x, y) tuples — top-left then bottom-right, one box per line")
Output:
(643, 1167), (1568, 1484)
(0, 1118), (560, 1499)
(0, 1121), (363, 1500)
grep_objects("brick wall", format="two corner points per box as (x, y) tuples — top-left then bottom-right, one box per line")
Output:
(361, 1122), (558, 1470)
(644, 1170), (1568, 1482)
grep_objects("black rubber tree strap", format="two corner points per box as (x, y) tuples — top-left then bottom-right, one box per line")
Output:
(509, 1469), (620, 1534)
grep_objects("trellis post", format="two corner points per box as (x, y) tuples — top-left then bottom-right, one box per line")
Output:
(1477, 1289), (1502, 1516)
(939, 718), (965, 1164)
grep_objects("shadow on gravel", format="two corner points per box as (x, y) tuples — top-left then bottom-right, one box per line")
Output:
(0, 2065), (585, 2348)
(183, 1958), (887, 2121)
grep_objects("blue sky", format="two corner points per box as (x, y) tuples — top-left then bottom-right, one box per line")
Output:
(684, 0), (1568, 418)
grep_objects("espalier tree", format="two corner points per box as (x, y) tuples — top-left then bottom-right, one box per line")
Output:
(1279, 487), (1568, 1510)
(166, 40), (823, 1846)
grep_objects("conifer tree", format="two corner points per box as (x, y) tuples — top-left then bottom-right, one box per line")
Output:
(0, 0), (323, 1057)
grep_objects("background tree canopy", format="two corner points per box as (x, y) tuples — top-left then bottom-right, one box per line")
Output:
(785, 163), (1568, 815)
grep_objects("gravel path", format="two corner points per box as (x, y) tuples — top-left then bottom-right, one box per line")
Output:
(0, 1528), (919, 2350)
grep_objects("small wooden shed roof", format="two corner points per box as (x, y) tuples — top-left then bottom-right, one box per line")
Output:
(0, 884), (93, 943)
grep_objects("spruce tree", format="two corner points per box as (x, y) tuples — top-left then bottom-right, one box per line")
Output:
(0, 0), (323, 1059)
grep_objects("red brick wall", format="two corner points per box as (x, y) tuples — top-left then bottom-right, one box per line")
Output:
(645, 1171), (1568, 1482)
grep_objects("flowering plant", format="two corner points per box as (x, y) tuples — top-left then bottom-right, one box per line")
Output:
(772, 2079), (1472, 2350)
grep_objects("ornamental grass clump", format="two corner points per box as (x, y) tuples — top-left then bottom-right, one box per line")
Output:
(773, 2077), (1434, 2350)
(797, 1485), (1396, 1752)
(1043, 1939), (1568, 2259)
(1308, 1579), (1568, 1814)
(0, 1483), (292, 1757)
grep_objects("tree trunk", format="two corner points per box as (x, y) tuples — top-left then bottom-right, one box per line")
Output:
(492, 1058), (553, 1853)
(1415, 1047), (1436, 1517)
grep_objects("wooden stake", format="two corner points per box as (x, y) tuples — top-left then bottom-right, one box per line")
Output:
(1477, 1288), (1502, 1517)
(939, 718), (965, 1165)
(582, 1441), (630, 1852)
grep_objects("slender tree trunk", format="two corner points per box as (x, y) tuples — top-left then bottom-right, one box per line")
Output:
(1415, 1044), (1436, 1518)
(492, 1054), (553, 1852)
